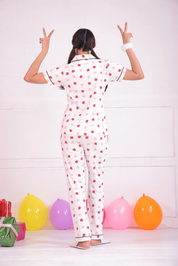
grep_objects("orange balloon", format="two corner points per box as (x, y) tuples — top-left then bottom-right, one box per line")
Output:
(134, 194), (163, 230)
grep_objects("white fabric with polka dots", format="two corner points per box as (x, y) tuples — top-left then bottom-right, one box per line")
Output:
(43, 54), (126, 136)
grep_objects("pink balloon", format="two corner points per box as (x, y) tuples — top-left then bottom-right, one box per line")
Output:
(106, 197), (133, 230)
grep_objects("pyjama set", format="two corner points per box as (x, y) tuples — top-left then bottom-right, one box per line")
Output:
(43, 54), (126, 242)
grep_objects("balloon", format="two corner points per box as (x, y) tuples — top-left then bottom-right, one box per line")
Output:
(103, 208), (106, 223)
(50, 199), (73, 230)
(18, 193), (48, 231)
(106, 196), (133, 230)
(134, 194), (163, 230)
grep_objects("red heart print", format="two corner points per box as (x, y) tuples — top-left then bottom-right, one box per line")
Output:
(81, 90), (84, 93)
(76, 192), (78, 195)
(80, 75), (83, 78)
(75, 160), (78, 163)
(96, 225), (99, 228)
(92, 204), (95, 207)
(78, 206), (81, 210)
(80, 218), (83, 222)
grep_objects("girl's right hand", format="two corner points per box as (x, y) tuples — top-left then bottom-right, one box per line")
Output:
(117, 22), (133, 44)
(39, 28), (54, 54)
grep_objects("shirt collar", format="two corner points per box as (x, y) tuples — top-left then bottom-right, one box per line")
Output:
(71, 53), (96, 62)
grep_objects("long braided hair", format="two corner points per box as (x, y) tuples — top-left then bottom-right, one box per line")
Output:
(60, 28), (108, 92)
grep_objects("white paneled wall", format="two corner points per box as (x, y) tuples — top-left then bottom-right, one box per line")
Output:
(0, 0), (178, 229)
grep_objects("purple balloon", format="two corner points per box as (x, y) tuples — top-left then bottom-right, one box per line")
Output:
(50, 199), (73, 230)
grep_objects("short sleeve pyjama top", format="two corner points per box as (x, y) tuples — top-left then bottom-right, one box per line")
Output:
(43, 54), (126, 137)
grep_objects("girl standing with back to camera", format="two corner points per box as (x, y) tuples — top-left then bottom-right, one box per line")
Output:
(24, 22), (144, 249)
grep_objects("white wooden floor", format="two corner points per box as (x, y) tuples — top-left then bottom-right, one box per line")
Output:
(0, 228), (178, 266)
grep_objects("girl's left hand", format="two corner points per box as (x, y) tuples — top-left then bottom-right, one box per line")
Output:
(39, 28), (54, 53)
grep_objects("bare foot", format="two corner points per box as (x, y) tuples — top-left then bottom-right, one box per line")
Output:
(90, 239), (101, 245)
(77, 240), (90, 249)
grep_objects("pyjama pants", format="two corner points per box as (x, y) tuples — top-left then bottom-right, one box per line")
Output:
(60, 134), (108, 242)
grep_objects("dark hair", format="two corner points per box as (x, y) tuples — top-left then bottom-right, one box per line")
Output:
(60, 28), (108, 91)
(67, 28), (99, 63)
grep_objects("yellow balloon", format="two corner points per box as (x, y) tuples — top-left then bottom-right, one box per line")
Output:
(18, 194), (48, 231)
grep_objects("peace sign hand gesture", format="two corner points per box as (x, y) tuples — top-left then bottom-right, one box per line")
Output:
(117, 22), (133, 44)
(39, 28), (54, 54)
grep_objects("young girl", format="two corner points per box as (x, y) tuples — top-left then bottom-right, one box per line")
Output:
(24, 22), (144, 250)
